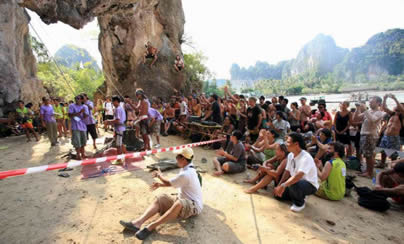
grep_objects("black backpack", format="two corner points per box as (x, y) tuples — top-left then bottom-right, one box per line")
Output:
(355, 186), (390, 212)
(189, 166), (202, 187)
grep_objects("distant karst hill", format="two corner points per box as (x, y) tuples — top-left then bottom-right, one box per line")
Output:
(54, 44), (100, 71)
(231, 29), (404, 82)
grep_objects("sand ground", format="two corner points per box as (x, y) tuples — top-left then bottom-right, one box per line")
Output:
(0, 131), (404, 244)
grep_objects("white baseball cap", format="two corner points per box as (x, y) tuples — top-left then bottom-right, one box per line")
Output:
(173, 147), (194, 160)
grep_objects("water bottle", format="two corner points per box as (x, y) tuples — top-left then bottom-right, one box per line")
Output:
(372, 169), (380, 185)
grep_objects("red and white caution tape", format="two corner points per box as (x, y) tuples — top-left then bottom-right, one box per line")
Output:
(0, 138), (224, 180)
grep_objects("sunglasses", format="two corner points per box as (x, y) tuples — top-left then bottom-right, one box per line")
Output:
(176, 154), (184, 159)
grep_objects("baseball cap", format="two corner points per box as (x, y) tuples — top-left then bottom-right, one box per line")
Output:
(173, 147), (194, 160)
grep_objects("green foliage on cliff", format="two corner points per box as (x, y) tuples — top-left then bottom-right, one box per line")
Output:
(183, 52), (211, 94)
(30, 36), (104, 100)
(55, 44), (100, 71)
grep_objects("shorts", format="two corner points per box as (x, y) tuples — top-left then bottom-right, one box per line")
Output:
(217, 157), (246, 173)
(86, 124), (98, 140)
(176, 65), (183, 71)
(139, 119), (150, 135)
(72, 130), (87, 149)
(336, 133), (351, 145)
(146, 53), (155, 59)
(350, 132), (360, 149)
(379, 135), (401, 151)
(21, 122), (33, 129)
(151, 120), (161, 135)
(115, 132), (123, 147)
(105, 115), (114, 120)
(156, 194), (198, 219)
(360, 135), (378, 158)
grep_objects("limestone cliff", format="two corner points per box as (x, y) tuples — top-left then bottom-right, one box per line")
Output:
(0, 0), (46, 117)
(19, 0), (186, 99)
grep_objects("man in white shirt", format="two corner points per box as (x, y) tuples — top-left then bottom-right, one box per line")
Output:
(104, 97), (114, 131)
(354, 96), (386, 178)
(119, 147), (203, 240)
(274, 132), (319, 212)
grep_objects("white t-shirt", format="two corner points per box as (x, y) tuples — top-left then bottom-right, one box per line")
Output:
(285, 150), (319, 189)
(104, 102), (114, 116)
(180, 101), (188, 116)
(170, 163), (203, 214)
(360, 109), (386, 136)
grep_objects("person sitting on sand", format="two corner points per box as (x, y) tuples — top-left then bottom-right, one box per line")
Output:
(274, 132), (319, 212)
(307, 128), (333, 160)
(374, 162), (404, 205)
(244, 144), (289, 194)
(246, 129), (280, 166)
(314, 142), (346, 201)
(119, 148), (203, 241)
(143, 41), (158, 67)
(213, 130), (246, 176)
(173, 55), (184, 72)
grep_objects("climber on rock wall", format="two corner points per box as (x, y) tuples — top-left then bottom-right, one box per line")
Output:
(143, 41), (158, 68)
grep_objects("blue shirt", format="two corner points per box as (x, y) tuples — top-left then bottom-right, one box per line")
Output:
(114, 106), (126, 133)
(69, 104), (88, 131)
(148, 108), (163, 121)
(83, 100), (96, 125)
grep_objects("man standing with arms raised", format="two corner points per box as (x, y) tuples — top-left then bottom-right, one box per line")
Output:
(274, 132), (319, 212)
(299, 97), (311, 125)
(354, 96), (385, 178)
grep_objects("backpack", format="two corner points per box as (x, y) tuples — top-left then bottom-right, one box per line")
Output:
(345, 156), (361, 171)
(189, 165), (202, 187)
(355, 186), (390, 212)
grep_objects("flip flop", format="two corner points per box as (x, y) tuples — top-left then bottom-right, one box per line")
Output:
(58, 172), (70, 178)
(119, 220), (140, 232)
(58, 167), (73, 172)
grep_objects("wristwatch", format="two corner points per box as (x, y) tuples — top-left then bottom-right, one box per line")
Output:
(281, 183), (287, 188)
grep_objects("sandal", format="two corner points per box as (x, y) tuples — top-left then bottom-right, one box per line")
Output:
(119, 220), (140, 232)
(58, 172), (70, 178)
(58, 167), (73, 172)
(135, 227), (153, 240)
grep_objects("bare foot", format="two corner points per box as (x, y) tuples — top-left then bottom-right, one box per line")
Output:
(244, 188), (257, 194)
(213, 171), (224, 176)
(243, 179), (256, 184)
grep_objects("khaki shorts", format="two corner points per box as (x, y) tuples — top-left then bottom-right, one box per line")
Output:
(156, 194), (198, 219)
(151, 120), (161, 135)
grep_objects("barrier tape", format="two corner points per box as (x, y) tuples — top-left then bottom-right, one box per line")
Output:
(0, 138), (225, 180)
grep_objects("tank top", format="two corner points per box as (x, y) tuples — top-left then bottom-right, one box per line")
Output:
(289, 110), (300, 127)
(335, 112), (350, 132)
(323, 158), (346, 200)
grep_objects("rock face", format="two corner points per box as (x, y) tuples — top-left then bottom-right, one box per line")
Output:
(290, 34), (348, 76)
(20, 0), (186, 99)
(0, 0), (46, 117)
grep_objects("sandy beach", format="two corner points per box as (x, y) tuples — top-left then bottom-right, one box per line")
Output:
(0, 132), (404, 244)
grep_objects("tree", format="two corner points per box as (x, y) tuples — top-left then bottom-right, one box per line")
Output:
(183, 52), (211, 94)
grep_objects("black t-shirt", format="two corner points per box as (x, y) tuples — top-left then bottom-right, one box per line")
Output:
(210, 101), (222, 124)
(247, 105), (261, 130)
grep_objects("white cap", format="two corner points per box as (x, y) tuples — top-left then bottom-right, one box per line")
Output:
(173, 147), (194, 160)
